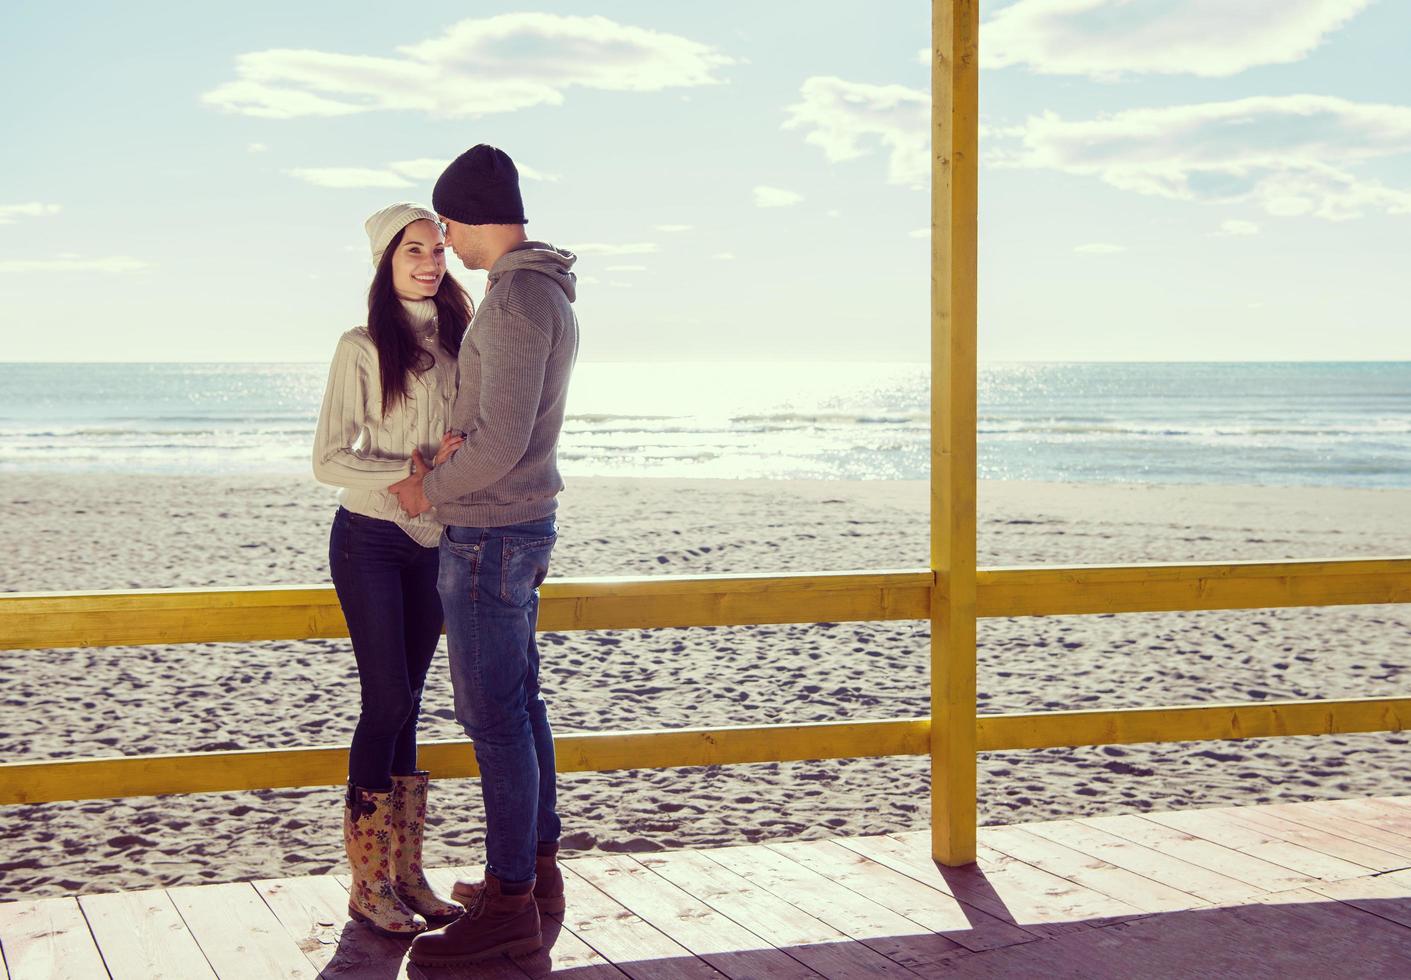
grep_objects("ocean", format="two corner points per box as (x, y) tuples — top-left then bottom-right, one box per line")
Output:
(1, 361), (1408, 487)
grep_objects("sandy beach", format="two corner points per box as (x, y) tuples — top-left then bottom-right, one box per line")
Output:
(1, 475), (1408, 900)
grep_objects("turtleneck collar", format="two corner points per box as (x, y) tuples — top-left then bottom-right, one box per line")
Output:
(400, 297), (438, 338)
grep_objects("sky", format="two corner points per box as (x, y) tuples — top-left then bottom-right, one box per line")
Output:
(1, 0), (1409, 363)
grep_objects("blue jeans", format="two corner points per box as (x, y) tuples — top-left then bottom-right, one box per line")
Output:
(438, 518), (561, 885)
(328, 507), (443, 790)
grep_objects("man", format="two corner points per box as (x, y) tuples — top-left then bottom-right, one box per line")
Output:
(389, 144), (579, 966)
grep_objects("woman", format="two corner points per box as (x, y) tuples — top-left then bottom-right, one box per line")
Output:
(313, 203), (472, 937)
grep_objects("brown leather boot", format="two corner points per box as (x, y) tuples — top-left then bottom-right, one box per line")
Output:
(409, 870), (542, 966)
(532, 842), (565, 916)
(388, 772), (463, 927)
(343, 784), (427, 938)
(453, 841), (564, 916)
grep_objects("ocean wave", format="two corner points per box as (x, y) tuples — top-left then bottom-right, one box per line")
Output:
(728, 413), (926, 425)
(979, 422), (1411, 437)
(567, 413), (682, 424)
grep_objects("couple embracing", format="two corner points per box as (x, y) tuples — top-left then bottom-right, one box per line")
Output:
(311, 144), (578, 967)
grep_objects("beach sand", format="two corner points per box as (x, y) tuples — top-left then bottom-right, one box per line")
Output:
(1, 475), (1408, 900)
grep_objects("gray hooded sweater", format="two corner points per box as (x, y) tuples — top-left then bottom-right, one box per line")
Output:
(424, 241), (579, 527)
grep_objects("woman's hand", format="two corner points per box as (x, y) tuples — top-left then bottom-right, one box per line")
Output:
(433, 430), (464, 468)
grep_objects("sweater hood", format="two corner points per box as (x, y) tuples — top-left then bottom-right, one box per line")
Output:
(488, 242), (577, 303)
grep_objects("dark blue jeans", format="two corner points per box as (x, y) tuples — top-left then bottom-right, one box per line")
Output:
(329, 507), (443, 790)
(438, 518), (561, 885)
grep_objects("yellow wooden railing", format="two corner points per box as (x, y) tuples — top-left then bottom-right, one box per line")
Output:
(2, 561), (1408, 809)
(2, 1), (1408, 871)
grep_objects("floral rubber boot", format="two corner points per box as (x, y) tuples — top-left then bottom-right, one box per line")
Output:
(389, 772), (463, 926)
(343, 783), (427, 938)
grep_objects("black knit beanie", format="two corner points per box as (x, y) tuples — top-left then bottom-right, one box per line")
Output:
(433, 144), (527, 226)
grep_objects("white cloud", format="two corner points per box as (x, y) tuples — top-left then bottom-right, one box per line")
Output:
(1218, 219), (1261, 236)
(1074, 242), (1126, 253)
(754, 185), (804, 208)
(287, 167), (413, 189)
(0, 202), (62, 224)
(387, 158), (446, 181)
(570, 242), (658, 255)
(784, 76), (929, 189)
(984, 0), (1371, 79)
(517, 164), (562, 182)
(654, 224), (693, 232)
(1003, 95), (1411, 221)
(247, 142), (269, 153)
(0, 255), (150, 272)
(281, 157), (559, 188)
(713, 252), (736, 260)
(606, 264), (647, 272)
(204, 14), (733, 119)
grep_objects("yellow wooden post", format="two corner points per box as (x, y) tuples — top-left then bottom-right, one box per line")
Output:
(930, 0), (979, 866)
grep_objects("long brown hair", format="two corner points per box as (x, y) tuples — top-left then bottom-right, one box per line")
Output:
(367, 225), (474, 416)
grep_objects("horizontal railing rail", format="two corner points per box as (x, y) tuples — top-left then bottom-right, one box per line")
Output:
(2, 696), (1406, 805)
(2, 556), (1407, 806)
(3, 557), (1408, 650)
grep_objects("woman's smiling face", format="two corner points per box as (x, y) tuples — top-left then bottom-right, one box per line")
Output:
(391, 219), (447, 300)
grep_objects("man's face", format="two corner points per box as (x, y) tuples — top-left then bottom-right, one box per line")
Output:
(441, 218), (487, 271)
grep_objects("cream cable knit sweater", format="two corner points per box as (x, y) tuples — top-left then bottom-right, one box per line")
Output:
(312, 299), (457, 546)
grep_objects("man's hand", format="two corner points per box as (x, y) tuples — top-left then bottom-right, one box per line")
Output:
(433, 430), (464, 468)
(388, 450), (433, 517)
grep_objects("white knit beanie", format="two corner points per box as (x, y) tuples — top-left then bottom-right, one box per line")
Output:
(365, 203), (440, 267)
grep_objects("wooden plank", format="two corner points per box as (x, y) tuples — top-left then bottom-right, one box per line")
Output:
(1217, 806), (1411, 872)
(77, 888), (215, 980)
(1353, 796), (1411, 837)
(1309, 875), (1411, 931)
(566, 854), (819, 980)
(252, 875), (414, 978)
(980, 825), (1205, 914)
(0, 896), (108, 980)
(9, 694), (1410, 805)
(835, 833), (1063, 937)
(967, 885), (1411, 978)
(978, 556), (1411, 617)
(841, 832), (1136, 937)
(1292, 796), (1411, 840)
(767, 838), (1037, 952)
(930, 0), (980, 871)
(540, 571), (934, 631)
(1243, 886), (1411, 970)
(977, 696), (1411, 751)
(0, 718), (931, 805)
(642, 849), (918, 979)
(1020, 817), (1261, 906)
(4, 555), (1407, 652)
(704, 844), (965, 973)
(168, 882), (318, 979)
(0, 570), (934, 650)
(553, 864), (724, 980)
(1259, 800), (1411, 859)
(977, 841), (1146, 927)
(422, 867), (620, 980)
(1078, 813), (1310, 892)
(1146, 809), (1375, 881)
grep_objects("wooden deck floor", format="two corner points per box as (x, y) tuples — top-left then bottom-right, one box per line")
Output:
(3, 796), (1411, 978)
